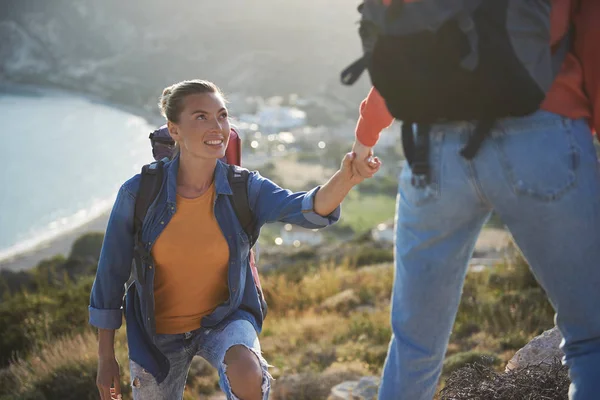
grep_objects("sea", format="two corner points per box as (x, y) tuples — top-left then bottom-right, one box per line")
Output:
(0, 86), (157, 263)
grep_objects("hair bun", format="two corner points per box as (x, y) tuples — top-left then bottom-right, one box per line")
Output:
(159, 86), (174, 118)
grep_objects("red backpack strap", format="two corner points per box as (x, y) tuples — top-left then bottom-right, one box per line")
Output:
(225, 128), (242, 166)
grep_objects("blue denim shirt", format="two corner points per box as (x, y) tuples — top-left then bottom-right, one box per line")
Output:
(89, 157), (340, 382)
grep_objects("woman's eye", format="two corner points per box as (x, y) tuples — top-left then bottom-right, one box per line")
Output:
(219, 113), (228, 119)
(196, 114), (207, 120)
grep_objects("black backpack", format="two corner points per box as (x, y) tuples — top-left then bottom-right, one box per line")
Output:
(341, 0), (563, 186)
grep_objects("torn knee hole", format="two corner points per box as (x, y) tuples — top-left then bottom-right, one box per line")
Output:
(222, 345), (273, 397)
(132, 377), (141, 388)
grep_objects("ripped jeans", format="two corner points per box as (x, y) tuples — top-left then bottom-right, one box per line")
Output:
(129, 319), (271, 400)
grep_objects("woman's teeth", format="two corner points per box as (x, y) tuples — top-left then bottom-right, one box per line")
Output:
(205, 140), (223, 145)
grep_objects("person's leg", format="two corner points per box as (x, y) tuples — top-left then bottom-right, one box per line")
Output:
(378, 125), (492, 400)
(129, 333), (194, 400)
(477, 111), (600, 400)
(197, 319), (272, 400)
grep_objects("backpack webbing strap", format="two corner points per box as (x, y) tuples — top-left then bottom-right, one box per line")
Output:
(341, 56), (368, 86)
(132, 161), (165, 282)
(403, 120), (495, 187)
(460, 119), (495, 160)
(227, 165), (258, 248)
(402, 122), (432, 187)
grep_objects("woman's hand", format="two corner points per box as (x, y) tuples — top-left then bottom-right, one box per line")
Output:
(339, 151), (381, 186)
(351, 140), (380, 179)
(313, 151), (381, 216)
(97, 355), (122, 400)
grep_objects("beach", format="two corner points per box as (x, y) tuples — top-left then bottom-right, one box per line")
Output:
(0, 85), (162, 274)
(0, 212), (110, 272)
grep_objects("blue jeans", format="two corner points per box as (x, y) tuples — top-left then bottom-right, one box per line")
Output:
(379, 110), (600, 400)
(129, 319), (271, 400)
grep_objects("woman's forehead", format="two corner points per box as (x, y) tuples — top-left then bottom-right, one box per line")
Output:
(182, 92), (226, 113)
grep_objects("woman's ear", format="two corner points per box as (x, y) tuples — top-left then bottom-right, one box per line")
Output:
(167, 121), (179, 141)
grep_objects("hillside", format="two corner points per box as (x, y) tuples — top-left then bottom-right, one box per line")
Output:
(0, 232), (558, 399)
(1, 0), (372, 114)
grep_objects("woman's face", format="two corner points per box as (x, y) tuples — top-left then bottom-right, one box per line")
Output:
(168, 92), (230, 161)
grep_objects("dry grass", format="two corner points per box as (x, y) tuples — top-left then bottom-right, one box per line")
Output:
(8, 332), (98, 388)
(440, 360), (570, 400)
(0, 250), (560, 399)
(1, 330), (132, 399)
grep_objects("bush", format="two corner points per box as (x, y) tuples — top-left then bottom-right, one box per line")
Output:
(357, 175), (399, 197)
(0, 277), (93, 367)
(455, 256), (554, 342)
(34, 361), (99, 400)
(0, 333), (130, 400)
(443, 351), (500, 376)
(440, 360), (570, 400)
(69, 232), (105, 262)
(0, 270), (36, 299)
(350, 247), (393, 268)
(334, 312), (391, 346)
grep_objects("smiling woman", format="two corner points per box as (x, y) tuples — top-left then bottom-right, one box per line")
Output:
(158, 80), (230, 168)
(90, 80), (380, 400)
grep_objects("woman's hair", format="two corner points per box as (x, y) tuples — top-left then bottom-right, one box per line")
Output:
(158, 79), (225, 123)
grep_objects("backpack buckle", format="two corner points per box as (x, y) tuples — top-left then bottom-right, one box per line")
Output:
(410, 163), (430, 188)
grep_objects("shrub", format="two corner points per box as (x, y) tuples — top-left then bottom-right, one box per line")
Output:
(69, 232), (105, 262)
(0, 277), (93, 367)
(33, 361), (99, 400)
(0, 333), (132, 400)
(440, 360), (570, 400)
(443, 351), (500, 376)
(455, 256), (554, 342)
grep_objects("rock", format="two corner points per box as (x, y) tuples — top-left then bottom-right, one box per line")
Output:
(328, 376), (380, 400)
(206, 394), (226, 400)
(355, 305), (377, 314)
(188, 357), (214, 378)
(271, 370), (362, 400)
(329, 381), (359, 400)
(353, 377), (380, 400)
(505, 326), (564, 372)
(319, 289), (361, 313)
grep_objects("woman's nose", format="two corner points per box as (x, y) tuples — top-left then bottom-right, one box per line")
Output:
(212, 118), (223, 131)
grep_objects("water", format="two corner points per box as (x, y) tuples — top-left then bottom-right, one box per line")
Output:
(0, 88), (157, 262)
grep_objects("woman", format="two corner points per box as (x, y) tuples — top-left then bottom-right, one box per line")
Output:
(90, 79), (380, 400)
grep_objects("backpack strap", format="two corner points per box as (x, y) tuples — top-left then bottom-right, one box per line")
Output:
(403, 119), (495, 188)
(227, 165), (258, 248)
(402, 122), (432, 187)
(132, 160), (165, 282)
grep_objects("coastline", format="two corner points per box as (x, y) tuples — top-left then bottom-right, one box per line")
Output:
(0, 211), (110, 272)
(0, 81), (164, 273)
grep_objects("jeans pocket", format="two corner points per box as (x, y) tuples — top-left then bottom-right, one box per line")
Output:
(493, 117), (579, 202)
(398, 133), (444, 207)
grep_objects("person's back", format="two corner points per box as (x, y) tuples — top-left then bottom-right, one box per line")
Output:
(350, 1), (600, 399)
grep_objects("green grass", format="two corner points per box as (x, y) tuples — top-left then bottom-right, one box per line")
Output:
(337, 191), (396, 235)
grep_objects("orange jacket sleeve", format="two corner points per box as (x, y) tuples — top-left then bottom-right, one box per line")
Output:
(355, 87), (395, 147)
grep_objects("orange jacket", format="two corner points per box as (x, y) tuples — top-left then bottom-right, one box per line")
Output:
(355, 0), (595, 147)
